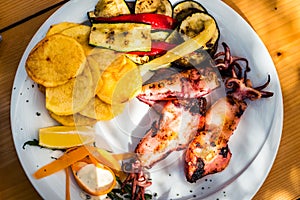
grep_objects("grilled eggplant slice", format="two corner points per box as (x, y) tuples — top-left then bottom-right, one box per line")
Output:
(178, 12), (219, 54)
(89, 23), (151, 52)
(172, 51), (208, 68)
(173, 0), (207, 22)
(135, 0), (173, 17)
(164, 29), (184, 44)
(94, 0), (130, 17)
(165, 12), (219, 53)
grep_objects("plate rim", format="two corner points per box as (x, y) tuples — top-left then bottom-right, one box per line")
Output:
(10, 0), (283, 199)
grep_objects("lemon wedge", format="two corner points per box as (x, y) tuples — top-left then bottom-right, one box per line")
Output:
(39, 126), (95, 149)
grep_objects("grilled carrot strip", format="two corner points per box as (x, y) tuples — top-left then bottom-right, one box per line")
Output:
(65, 167), (70, 200)
(33, 145), (135, 181)
(33, 146), (90, 179)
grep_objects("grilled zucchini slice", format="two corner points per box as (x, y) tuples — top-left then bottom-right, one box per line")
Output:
(135, 0), (173, 17)
(151, 30), (172, 41)
(89, 23), (151, 52)
(87, 11), (96, 20)
(94, 0), (130, 17)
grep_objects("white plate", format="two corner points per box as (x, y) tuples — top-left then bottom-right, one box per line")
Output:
(11, 0), (283, 199)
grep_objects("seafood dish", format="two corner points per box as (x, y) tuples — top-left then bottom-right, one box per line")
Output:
(12, 0), (278, 199)
(122, 42), (273, 199)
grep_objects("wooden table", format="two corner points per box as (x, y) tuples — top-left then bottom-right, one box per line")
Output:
(0, 0), (299, 199)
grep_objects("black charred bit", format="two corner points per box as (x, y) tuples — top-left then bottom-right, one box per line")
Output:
(219, 145), (229, 158)
(188, 158), (205, 183)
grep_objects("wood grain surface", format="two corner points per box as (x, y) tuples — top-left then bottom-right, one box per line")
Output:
(0, 0), (299, 199)
(226, 0), (300, 199)
(0, 0), (66, 31)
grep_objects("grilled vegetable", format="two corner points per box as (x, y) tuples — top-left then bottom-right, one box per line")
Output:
(135, 0), (173, 17)
(207, 28), (220, 55)
(164, 29), (185, 44)
(93, 0), (130, 17)
(87, 11), (96, 19)
(141, 16), (217, 72)
(178, 12), (219, 54)
(89, 22), (151, 52)
(91, 13), (177, 30)
(172, 51), (209, 68)
(151, 29), (171, 41)
(33, 146), (91, 179)
(179, 12), (215, 42)
(166, 12), (219, 55)
(127, 41), (176, 56)
(125, 54), (150, 64)
(173, 0), (207, 21)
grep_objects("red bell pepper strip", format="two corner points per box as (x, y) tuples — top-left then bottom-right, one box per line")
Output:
(91, 13), (177, 30)
(127, 41), (176, 56)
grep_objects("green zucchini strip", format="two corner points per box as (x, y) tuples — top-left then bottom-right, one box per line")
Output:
(89, 23), (152, 52)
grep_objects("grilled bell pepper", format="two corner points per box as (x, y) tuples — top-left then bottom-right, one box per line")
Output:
(91, 13), (177, 30)
(127, 41), (176, 56)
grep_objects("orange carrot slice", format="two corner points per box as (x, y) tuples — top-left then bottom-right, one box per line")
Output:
(33, 146), (90, 179)
(65, 167), (70, 200)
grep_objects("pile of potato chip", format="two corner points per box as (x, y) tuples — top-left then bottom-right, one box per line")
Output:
(26, 22), (142, 126)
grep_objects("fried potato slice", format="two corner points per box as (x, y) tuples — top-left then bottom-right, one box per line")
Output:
(26, 34), (86, 87)
(60, 24), (93, 55)
(87, 57), (102, 95)
(88, 48), (122, 71)
(46, 65), (94, 115)
(37, 84), (46, 94)
(46, 22), (78, 36)
(97, 55), (142, 104)
(49, 111), (97, 126)
(80, 96), (125, 121)
(46, 23), (93, 54)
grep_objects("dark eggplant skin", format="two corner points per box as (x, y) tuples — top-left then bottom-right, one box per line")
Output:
(178, 12), (219, 44)
(172, 1), (220, 56)
(174, 7), (205, 22)
(173, 0), (207, 21)
(166, 11), (220, 56)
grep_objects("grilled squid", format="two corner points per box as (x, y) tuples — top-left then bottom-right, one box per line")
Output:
(184, 43), (273, 182)
(135, 98), (206, 168)
(137, 67), (220, 106)
(122, 42), (274, 198)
